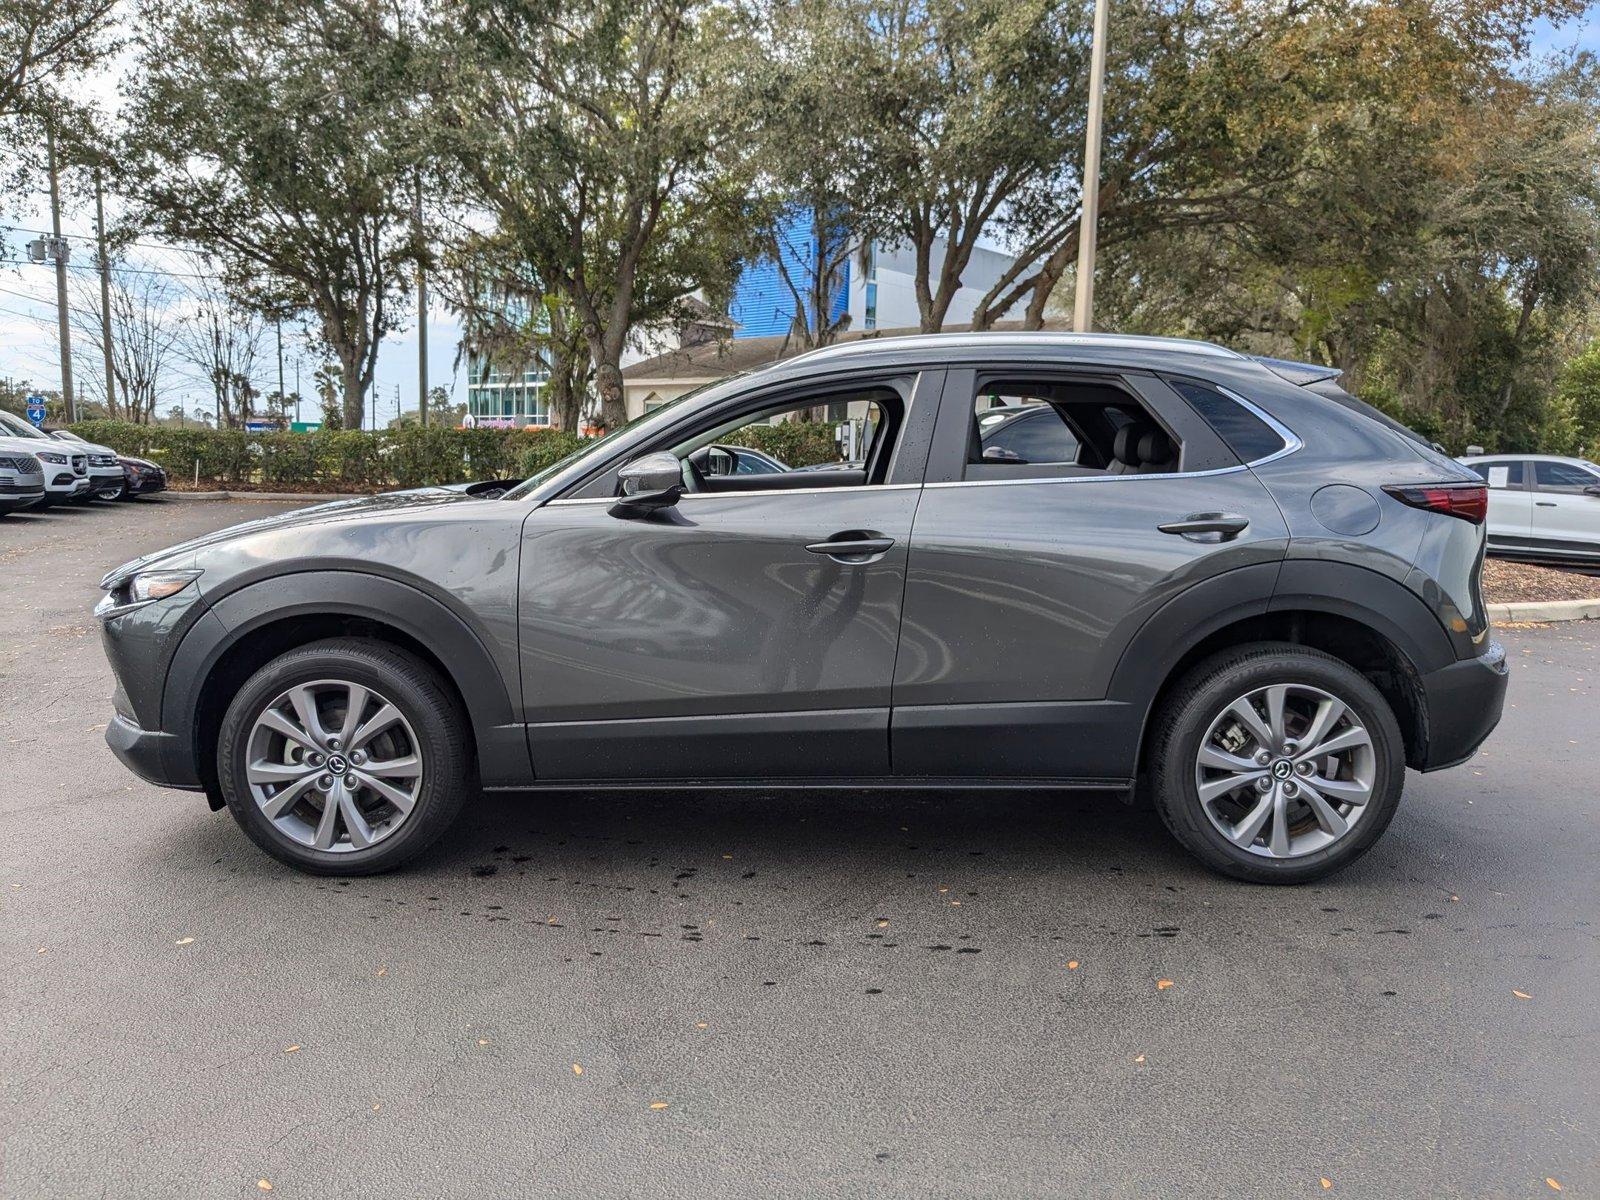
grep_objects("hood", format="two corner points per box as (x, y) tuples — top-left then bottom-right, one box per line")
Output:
(100, 488), (494, 589)
(120, 455), (162, 470)
(0, 435), (49, 459)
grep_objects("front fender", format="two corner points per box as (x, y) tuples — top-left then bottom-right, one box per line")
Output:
(162, 570), (530, 787)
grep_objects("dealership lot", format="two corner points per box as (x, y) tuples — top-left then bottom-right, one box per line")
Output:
(2, 499), (1596, 1198)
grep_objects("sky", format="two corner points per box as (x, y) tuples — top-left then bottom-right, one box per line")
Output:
(3, 4), (1599, 422)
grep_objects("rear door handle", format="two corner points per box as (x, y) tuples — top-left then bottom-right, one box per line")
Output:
(1157, 513), (1250, 539)
(805, 534), (896, 559)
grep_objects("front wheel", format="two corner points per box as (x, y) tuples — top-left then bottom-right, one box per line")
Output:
(1148, 643), (1405, 884)
(217, 638), (474, 875)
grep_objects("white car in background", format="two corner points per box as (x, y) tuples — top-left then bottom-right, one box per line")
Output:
(0, 437), (47, 515)
(1459, 453), (1600, 564)
(0, 411), (121, 502)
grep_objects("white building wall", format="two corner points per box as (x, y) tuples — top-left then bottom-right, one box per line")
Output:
(846, 239), (1025, 332)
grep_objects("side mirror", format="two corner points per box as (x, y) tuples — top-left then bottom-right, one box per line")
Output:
(704, 445), (737, 476)
(1585, 484), (1600, 498)
(610, 451), (683, 519)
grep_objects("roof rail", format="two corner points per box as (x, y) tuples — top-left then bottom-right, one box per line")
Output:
(783, 331), (1248, 366)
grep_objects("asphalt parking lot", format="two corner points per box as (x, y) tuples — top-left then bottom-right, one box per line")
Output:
(3, 498), (1596, 1199)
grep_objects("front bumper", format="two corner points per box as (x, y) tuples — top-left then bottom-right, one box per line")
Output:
(106, 711), (202, 790)
(1417, 640), (1509, 771)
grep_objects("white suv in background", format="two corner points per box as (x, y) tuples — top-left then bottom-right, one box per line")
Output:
(0, 411), (104, 504)
(47, 428), (128, 499)
(0, 438), (47, 515)
(1460, 453), (1600, 564)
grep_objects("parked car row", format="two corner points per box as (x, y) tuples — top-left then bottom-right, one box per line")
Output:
(0, 410), (167, 517)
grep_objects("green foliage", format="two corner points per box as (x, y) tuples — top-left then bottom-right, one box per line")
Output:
(1555, 339), (1600, 455)
(721, 421), (839, 468)
(68, 420), (584, 489)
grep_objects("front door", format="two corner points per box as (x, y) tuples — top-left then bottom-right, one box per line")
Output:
(1529, 459), (1600, 553)
(517, 372), (938, 781)
(891, 368), (1291, 780)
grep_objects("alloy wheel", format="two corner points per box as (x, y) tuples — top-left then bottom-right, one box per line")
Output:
(244, 678), (423, 853)
(1193, 682), (1376, 859)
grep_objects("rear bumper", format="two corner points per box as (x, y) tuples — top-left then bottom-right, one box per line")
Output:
(1417, 640), (1508, 771)
(106, 711), (203, 791)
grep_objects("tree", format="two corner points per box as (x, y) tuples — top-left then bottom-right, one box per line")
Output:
(120, 0), (425, 429)
(174, 279), (267, 428)
(68, 262), (181, 423)
(438, 0), (751, 429)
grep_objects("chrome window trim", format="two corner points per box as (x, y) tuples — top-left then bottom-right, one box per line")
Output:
(545, 482), (922, 507)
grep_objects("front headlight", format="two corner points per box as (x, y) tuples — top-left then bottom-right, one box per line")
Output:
(96, 569), (203, 619)
(129, 570), (204, 603)
(37, 451), (67, 464)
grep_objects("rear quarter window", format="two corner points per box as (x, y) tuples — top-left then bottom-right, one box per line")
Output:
(1164, 378), (1285, 462)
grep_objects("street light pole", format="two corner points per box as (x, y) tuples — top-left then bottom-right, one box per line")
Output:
(1072, 0), (1110, 333)
(46, 125), (76, 421)
(415, 174), (429, 428)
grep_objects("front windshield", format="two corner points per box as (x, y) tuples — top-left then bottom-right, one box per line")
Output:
(0, 411), (49, 440)
(500, 378), (734, 501)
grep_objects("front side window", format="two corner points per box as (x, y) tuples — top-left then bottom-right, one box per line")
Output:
(1470, 460), (1524, 488)
(675, 390), (894, 490)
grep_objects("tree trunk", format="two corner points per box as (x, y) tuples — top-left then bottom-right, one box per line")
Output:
(593, 358), (627, 432)
(340, 349), (365, 430)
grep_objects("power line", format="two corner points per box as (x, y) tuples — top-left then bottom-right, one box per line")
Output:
(0, 255), (216, 281)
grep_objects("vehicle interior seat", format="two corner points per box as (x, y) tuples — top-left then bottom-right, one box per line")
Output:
(1108, 421), (1177, 474)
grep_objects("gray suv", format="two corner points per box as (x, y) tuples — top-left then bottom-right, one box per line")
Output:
(96, 334), (1507, 883)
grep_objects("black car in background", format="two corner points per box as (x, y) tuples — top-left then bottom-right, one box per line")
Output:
(118, 455), (168, 498)
(96, 332), (1507, 884)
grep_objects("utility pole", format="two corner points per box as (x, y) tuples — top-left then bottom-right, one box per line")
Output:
(1072, 0), (1110, 333)
(94, 169), (116, 416)
(275, 321), (286, 421)
(415, 174), (429, 428)
(46, 126), (76, 421)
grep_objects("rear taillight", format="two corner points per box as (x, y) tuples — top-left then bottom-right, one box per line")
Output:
(1382, 482), (1488, 524)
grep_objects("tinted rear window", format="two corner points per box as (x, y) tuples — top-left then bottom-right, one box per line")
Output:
(1165, 378), (1285, 461)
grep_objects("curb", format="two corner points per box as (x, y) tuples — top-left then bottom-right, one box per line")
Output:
(165, 490), (369, 503)
(1488, 597), (1600, 623)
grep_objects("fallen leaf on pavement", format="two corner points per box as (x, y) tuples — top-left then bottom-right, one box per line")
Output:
(257, 1181), (272, 1191)
(1321, 1178), (1332, 1189)
(1546, 1180), (1562, 1192)
(478, 1039), (490, 1046)
(1513, 990), (1532, 1000)
(284, 1045), (301, 1054)
(1133, 1055), (1145, 1064)
(1067, 961), (1079, 970)
(649, 1102), (669, 1110)
(695, 1022), (708, 1029)
(572, 1064), (583, 1076)
(175, 937), (194, 946)
(376, 967), (387, 976)
(1157, 979), (1174, 990)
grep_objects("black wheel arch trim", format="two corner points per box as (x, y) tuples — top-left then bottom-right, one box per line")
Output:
(1111, 558), (1457, 777)
(162, 570), (529, 787)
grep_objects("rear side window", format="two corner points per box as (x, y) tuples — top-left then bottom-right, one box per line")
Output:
(1533, 460), (1598, 489)
(1165, 378), (1285, 462)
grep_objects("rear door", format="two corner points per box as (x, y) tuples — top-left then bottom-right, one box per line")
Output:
(1529, 460), (1600, 553)
(890, 367), (1290, 780)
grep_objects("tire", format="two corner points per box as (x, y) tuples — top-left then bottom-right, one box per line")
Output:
(216, 638), (474, 875)
(1147, 642), (1405, 884)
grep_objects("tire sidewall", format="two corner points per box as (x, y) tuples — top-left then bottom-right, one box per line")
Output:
(218, 644), (466, 875)
(1155, 649), (1405, 884)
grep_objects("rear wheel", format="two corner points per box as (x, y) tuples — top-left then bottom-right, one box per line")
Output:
(1148, 643), (1405, 884)
(217, 638), (473, 875)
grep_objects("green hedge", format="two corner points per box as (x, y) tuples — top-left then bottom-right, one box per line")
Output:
(722, 420), (841, 468)
(68, 420), (584, 490)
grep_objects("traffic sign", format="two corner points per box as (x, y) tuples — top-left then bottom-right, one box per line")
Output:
(25, 395), (47, 428)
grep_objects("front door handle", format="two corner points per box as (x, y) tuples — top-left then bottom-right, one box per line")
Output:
(805, 534), (896, 560)
(1157, 513), (1250, 540)
(1536, 501), (1557, 507)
